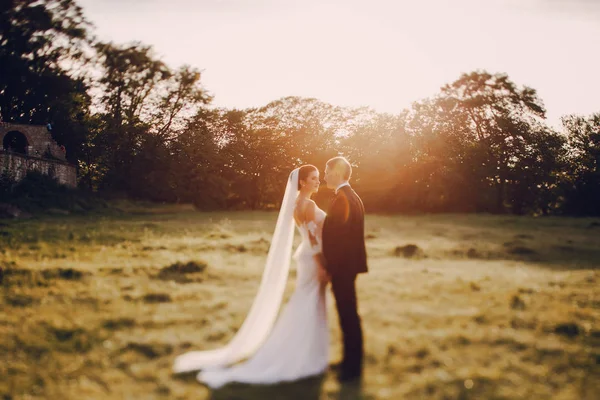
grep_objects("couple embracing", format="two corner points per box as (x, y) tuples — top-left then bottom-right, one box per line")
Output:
(174, 156), (368, 387)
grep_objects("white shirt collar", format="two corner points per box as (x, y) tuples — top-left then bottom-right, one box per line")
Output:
(335, 182), (350, 194)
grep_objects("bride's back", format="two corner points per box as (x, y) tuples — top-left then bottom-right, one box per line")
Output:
(293, 199), (325, 258)
(293, 199), (324, 228)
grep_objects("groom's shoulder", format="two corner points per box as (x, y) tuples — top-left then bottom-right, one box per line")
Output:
(344, 185), (361, 200)
(345, 186), (365, 210)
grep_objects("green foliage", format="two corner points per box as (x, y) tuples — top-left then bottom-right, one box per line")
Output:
(0, 170), (15, 198)
(88, 42), (211, 195)
(219, 97), (343, 209)
(4, 170), (106, 213)
(559, 113), (600, 215)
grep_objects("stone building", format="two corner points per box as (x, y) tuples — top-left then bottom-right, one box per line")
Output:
(0, 122), (76, 187)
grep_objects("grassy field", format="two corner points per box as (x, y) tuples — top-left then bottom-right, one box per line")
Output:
(1, 205), (599, 399)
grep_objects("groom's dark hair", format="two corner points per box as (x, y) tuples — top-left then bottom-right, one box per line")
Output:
(326, 156), (352, 181)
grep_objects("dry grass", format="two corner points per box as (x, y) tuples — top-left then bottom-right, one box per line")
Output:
(1, 209), (599, 399)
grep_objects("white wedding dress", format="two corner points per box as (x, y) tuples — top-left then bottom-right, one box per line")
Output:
(197, 208), (329, 388)
(173, 169), (329, 389)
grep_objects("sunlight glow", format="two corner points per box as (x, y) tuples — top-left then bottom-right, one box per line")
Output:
(78, 0), (600, 126)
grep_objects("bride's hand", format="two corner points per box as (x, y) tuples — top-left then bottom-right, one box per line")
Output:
(317, 265), (330, 285)
(313, 253), (329, 284)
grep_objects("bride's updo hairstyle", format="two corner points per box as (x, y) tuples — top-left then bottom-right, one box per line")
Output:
(297, 165), (318, 190)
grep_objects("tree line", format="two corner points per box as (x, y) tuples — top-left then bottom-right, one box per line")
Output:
(1, 0), (599, 215)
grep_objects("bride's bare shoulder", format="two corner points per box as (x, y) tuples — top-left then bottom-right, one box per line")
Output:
(295, 199), (318, 223)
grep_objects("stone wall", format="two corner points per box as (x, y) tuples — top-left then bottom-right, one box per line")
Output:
(1, 152), (77, 188)
(0, 122), (67, 160)
(0, 122), (76, 188)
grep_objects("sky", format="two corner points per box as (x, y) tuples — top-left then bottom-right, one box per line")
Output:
(78, 0), (600, 127)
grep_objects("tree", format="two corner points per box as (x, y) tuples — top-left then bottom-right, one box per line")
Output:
(0, 0), (93, 164)
(220, 97), (346, 209)
(559, 113), (600, 215)
(168, 108), (230, 208)
(436, 71), (563, 213)
(91, 42), (210, 194)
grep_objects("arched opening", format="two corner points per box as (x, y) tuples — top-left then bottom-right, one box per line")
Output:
(3, 131), (29, 155)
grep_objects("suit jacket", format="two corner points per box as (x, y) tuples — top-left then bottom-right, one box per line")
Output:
(322, 185), (368, 277)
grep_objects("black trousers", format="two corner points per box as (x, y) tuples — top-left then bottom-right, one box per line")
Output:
(331, 273), (363, 374)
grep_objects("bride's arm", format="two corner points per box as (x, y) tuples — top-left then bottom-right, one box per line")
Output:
(303, 201), (323, 251)
(303, 201), (329, 283)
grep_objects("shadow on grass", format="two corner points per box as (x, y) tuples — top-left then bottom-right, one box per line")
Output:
(331, 380), (373, 400)
(209, 375), (326, 400)
(447, 241), (600, 271)
(174, 372), (369, 400)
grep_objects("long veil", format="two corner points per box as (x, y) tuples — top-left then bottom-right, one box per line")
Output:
(173, 168), (299, 373)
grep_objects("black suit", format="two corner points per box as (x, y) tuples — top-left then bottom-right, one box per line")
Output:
(322, 184), (368, 376)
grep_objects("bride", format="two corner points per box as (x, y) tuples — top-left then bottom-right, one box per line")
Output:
(173, 165), (331, 388)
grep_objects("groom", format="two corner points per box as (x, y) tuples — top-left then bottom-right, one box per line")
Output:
(322, 156), (368, 382)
